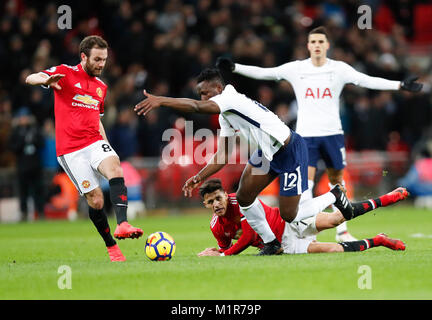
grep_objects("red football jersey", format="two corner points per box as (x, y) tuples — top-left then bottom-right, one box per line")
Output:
(210, 193), (286, 255)
(43, 63), (107, 156)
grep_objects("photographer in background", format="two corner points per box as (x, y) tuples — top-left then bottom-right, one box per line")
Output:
(399, 140), (432, 208)
(8, 107), (45, 221)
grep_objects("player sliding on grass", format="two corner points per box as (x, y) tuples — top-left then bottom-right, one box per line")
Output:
(25, 35), (143, 262)
(197, 178), (408, 256)
(216, 26), (423, 243)
(135, 68), (354, 255)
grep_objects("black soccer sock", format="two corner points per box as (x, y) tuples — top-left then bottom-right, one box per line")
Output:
(109, 177), (128, 225)
(89, 206), (116, 247)
(339, 238), (375, 252)
(352, 198), (382, 219)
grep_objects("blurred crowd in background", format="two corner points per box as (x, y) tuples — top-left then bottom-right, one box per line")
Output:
(1, 0), (432, 217)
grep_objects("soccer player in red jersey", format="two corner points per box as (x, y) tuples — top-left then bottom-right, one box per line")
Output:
(197, 179), (408, 256)
(25, 35), (143, 261)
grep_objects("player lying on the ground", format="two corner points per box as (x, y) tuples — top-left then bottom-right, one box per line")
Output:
(197, 179), (408, 256)
(134, 68), (355, 256)
(216, 26), (423, 243)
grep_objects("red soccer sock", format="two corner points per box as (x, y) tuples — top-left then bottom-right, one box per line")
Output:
(351, 188), (408, 219)
(379, 193), (397, 207)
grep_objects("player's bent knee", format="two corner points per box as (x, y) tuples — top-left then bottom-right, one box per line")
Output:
(330, 244), (344, 253)
(112, 165), (123, 178)
(88, 197), (104, 210)
(85, 190), (104, 210)
(329, 178), (342, 186)
(98, 156), (123, 179)
(321, 244), (344, 253)
(105, 158), (124, 179)
(236, 192), (254, 207)
(279, 208), (298, 223)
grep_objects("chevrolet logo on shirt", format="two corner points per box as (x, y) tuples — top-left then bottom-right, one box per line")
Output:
(73, 94), (99, 106)
(72, 94), (100, 110)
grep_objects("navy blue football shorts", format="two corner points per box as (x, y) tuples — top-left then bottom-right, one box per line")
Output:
(248, 130), (308, 197)
(302, 134), (346, 170)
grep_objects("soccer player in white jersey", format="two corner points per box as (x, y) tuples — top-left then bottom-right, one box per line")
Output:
(135, 68), (354, 255)
(216, 26), (423, 242)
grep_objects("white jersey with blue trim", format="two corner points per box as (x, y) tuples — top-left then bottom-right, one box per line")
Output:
(234, 58), (400, 137)
(210, 84), (291, 161)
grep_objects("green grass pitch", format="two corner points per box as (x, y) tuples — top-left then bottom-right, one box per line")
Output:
(1, 205), (431, 300)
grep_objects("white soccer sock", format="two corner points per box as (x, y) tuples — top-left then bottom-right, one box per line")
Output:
(299, 180), (315, 204)
(328, 181), (349, 234)
(336, 221), (348, 234)
(293, 192), (336, 222)
(239, 198), (276, 243)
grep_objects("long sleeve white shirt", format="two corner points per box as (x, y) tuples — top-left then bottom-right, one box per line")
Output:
(234, 58), (400, 137)
(210, 84), (291, 161)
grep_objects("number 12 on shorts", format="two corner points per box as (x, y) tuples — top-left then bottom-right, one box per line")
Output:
(283, 166), (302, 193)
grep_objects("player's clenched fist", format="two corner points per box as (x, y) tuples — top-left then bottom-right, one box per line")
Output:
(134, 89), (162, 116)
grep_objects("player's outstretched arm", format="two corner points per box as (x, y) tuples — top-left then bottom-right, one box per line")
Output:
(216, 56), (282, 81)
(358, 73), (423, 92)
(183, 136), (234, 197)
(220, 219), (258, 256)
(25, 72), (65, 90)
(134, 90), (220, 116)
(342, 62), (423, 92)
(198, 223), (257, 256)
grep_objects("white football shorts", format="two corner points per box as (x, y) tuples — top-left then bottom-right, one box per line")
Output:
(57, 140), (118, 195)
(281, 216), (318, 254)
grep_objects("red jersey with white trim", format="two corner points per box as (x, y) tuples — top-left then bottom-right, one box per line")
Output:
(42, 63), (107, 156)
(210, 193), (285, 255)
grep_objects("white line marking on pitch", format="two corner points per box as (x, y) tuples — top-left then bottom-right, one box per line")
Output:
(410, 233), (432, 238)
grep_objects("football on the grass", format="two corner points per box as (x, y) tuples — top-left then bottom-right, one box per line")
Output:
(145, 231), (176, 261)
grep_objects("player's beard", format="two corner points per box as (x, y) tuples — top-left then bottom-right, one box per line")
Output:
(84, 61), (103, 77)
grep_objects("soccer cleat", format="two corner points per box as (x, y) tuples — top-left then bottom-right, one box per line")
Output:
(256, 238), (283, 256)
(381, 187), (409, 206)
(114, 221), (143, 240)
(107, 244), (126, 262)
(336, 231), (358, 242)
(374, 233), (406, 251)
(330, 184), (354, 220)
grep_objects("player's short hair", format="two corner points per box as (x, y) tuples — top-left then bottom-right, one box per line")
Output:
(199, 178), (225, 198)
(308, 26), (329, 40)
(196, 68), (225, 86)
(79, 35), (108, 58)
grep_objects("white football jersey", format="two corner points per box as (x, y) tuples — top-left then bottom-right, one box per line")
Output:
(234, 58), (400, 137)
(210, 84), (291, 161)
